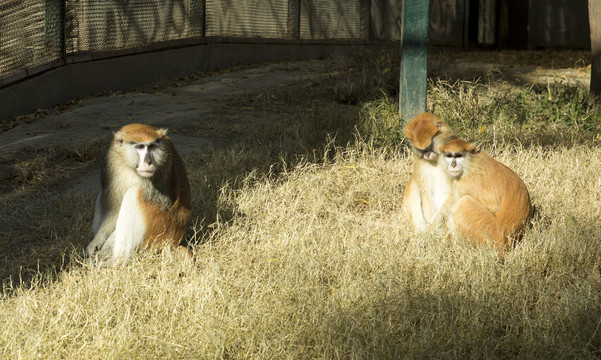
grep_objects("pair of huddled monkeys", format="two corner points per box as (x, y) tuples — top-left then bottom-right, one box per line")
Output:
(86, 116), (532, 266)
(402, 112), (533, 254)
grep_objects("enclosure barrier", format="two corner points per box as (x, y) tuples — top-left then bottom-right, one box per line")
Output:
(0, 0), (404, 89)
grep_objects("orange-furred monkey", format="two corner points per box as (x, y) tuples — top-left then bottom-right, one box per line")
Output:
(86, 123), (191, 265)
(437, 139), (533, 252)
(402, 112), (459, 231)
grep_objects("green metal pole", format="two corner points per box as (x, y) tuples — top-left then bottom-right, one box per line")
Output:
(399, 0), (429, 123)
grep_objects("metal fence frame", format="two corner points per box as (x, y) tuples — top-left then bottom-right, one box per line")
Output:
(1, 0), (393, 89)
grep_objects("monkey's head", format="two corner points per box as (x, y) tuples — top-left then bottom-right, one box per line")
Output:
(405, 113), (456, 162)
(438, 139), (477, 179)
(113, 123), (171, 178)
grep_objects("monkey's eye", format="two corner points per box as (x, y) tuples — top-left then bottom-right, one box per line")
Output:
(148, 143), (157, 151)
(134, 144), (146, 150)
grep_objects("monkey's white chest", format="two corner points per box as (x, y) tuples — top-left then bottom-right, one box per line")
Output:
(421, 164), (452, 214)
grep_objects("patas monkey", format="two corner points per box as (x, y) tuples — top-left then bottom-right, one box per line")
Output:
(437, 139), (533, 252)
(85, 123), (192, 265)
(402, 112), (459, 231)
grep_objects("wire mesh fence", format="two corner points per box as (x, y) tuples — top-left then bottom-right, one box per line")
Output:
(0, 0), (403, 87)
(1, 0), (62, 84)
(205, 0), (288, 38)
(65, 1), (205, 53)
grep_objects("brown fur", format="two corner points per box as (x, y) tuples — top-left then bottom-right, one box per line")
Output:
(139, 139), (191, 251)
(402, 113), (459, 230)
(405, 112), (456, 151)
(439, 139), (533, 253)
(116, 123), (168, 144)
(127, 125), (191, 254)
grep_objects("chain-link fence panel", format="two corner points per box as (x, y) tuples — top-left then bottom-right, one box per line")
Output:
(0, 0), (426, 89)
(205, 0), (288, 38)
(0, 0), (63, 83)
(65, 0), (204, 54)
(300, 0), (362, 40)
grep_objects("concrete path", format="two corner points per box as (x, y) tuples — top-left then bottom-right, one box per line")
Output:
(0, 59), (338, 194)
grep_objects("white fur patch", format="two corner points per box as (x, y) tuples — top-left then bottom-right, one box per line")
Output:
(421, 163), (452, 214)
(111, 186), (146, 264)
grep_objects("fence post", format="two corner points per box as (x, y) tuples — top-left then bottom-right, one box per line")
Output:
(359, 0), (372, 41)
(288, 0), (300, 39)
(45, 0), (65, 58)
(197, 0), (206, 37)
(399, 0), (429, 123)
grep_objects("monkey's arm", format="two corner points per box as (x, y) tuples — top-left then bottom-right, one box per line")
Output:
(402, 179), (428, 231)
(91, 192), (104, 234)
(86, 213), (118, 255)
(428, 190), (456, 232)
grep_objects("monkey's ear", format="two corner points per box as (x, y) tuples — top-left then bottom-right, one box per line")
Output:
(157, 128), (168, 137)
(113, 130), (125, 146)
(466, 142), (478, 153)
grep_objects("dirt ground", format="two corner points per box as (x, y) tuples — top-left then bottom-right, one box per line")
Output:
(0, 49), (592, 283)
(0, 60), (343, 194)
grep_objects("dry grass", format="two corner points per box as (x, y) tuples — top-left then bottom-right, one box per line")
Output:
(2, 51), (601, 358)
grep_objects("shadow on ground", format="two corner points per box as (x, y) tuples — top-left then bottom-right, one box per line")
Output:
(0, 59), (362, 287)
(0, 49), (593, 288)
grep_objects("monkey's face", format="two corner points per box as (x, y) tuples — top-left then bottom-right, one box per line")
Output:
(438, 139), (476, 179)
(405, 114), (446, 163)
(412, 143), (437, 161)
(442, 152), (465, 179)
(113, 123), (170, 179)
(123, 140), (166, 178)
(406, 124), (439, 161)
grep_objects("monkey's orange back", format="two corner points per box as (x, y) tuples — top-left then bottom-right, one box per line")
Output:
(455, 152), (532, 248)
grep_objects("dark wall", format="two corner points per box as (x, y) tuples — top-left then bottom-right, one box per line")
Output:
(429, 0), (591, 49)
(430, 0), (466, 47)
(529, 0), (591, 49)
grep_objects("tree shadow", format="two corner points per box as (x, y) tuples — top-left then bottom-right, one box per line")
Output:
(325, 277), (601, 357)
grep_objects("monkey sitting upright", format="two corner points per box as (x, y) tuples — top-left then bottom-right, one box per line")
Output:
(402, 112), (460, 232)
(436, 139), (534, 253)
(85, 123), (191, 266)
